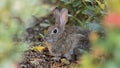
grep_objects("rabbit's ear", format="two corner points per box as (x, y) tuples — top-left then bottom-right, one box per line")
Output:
(60, 8), (68, 27)
(54, 9), (60, 24)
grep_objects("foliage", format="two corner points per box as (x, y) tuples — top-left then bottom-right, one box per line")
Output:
(0, 0), (51, 68)
(0, 22), (27, 68)
(72, 0), (120, 68)
(54, 0), (105, 30)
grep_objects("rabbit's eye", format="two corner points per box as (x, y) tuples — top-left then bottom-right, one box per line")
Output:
(53, 29), (57, 33)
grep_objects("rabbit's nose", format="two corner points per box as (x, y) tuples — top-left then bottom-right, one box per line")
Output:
(45, 37), (53, 43)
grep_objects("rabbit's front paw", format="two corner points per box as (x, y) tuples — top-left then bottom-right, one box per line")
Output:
(51, 57), (61, 62)
(64, 54), (72, 60)
(64, 50), (73, 60)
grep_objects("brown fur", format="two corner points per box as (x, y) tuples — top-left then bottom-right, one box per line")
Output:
(44, 8), (90, 60)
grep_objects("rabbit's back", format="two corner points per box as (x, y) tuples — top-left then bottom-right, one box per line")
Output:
(64, 26), (89, 37)
(58, 26), (90, 60)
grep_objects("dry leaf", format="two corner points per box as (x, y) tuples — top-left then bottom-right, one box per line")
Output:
(61, 58), (70, 65)
(30, 46), (45, 52)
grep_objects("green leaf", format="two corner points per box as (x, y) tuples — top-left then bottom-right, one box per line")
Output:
(79, 48), (88, 54)
(104, 61), (118, 68)
(82, 7), (95, 16)
(85, 0), (94, 2)
(87, 23), (102, 32)
(60, 0), (69, 3)
(72, 0), (81, 7)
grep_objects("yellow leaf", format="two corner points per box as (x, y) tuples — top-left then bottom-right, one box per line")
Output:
(30, 46), (45, 52)
(96, 0), (105, 10)
(107, 0), (120, 13)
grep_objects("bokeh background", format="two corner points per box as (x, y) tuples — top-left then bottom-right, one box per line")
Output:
(0, 0), (120, 68)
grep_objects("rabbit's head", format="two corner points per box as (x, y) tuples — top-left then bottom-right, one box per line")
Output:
(44, 8), (68, 43)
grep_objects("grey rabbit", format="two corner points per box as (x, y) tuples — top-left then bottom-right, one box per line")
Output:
(44, 8), (90, 60)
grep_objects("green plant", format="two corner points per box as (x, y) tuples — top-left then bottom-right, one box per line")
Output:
(0, 0), (51, 68)
(73, 0), (120, 68)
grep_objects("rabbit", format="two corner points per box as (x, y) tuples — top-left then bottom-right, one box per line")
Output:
(44, 8), (90, 60)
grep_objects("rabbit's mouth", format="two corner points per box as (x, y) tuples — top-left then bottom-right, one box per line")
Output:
(44, 37), (53, 43)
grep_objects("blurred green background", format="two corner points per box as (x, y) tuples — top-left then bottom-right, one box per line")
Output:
(0, 0), (52, 68)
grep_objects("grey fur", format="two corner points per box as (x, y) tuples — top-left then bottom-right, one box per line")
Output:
(44, 8), (90, 60)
